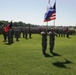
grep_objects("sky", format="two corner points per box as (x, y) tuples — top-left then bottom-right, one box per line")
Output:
(0, 0), (76, 26)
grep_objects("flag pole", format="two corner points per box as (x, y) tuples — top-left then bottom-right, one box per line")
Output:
(46, 0), (50, 30)
(46, 21), (48, 32)
(48, 0), (50, 3)
(46, 0), (50, 32)
(54, 18), (55, 27)
(54, 0), (56, 27)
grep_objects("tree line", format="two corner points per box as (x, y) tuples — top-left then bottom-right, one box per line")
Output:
(0, 20), (39, 27)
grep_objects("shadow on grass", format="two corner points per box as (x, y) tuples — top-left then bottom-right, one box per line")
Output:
(4, 43), (11, 45)
(4, 42), (14, 45)
(51, 52), (61, 57)
(43, 52), (73, 69)
(43, 53), (53, 57)
(43, 52), (61, 58)
(52, 59), (73, 69)
(67, 36), (70, 38)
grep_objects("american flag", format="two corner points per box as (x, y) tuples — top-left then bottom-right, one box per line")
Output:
(44, 1), (56, 22)
(48, 11), (56, 21)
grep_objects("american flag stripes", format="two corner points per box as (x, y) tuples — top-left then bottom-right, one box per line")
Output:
(44, 1), (56, 22)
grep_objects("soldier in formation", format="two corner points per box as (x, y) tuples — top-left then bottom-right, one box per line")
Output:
(41, 29), (47, 55)
(48, 28), (56, 53)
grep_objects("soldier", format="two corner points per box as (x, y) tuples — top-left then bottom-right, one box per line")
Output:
(2, 25), (7, 42)
(15, 28), (19, 41)
(25, 28), (28, 39)
(11, 27), (14, 43)
(7, 28), (12, 44)
(0, 26), (2, 35)
(48, 28), (56, 53)
(28, 25), (32, 39)
(66, 27), (69, 38)
(29, 29), (32, 39)
(22, 28), (25, 38)
(41, 29), (47, 55)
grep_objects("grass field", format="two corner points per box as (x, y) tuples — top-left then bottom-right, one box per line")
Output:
(0, 34), (76, 75)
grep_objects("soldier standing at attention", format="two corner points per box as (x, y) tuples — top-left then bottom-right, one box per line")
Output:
(25, 28), (28, 39)
(7, 28), (12, 44)
(41, 29), (47, 55)
(2, 25), (7, 42)
(15, 28), (19, 41)
(66, 27), (69, 38)
(11, 27), (14, 43)
(48, 28), (56, 53)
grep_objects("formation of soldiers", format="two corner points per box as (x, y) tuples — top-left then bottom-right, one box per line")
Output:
(0, 25), (32, 45)
(0, 25), (76, 56)
(55, 27), (75, 37)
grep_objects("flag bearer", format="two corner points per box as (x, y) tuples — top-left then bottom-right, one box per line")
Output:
(48, 28), (56, 53)
(41, 29), (47, 55)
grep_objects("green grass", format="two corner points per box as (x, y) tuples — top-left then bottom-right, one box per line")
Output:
(0, 34), (76, 75)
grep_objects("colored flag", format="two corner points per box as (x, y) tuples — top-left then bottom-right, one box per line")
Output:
(44, 1), (56, 22)
(4, 21), (12, 32)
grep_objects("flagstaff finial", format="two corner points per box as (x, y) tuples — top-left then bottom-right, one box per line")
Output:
(48, 0), (50, 3)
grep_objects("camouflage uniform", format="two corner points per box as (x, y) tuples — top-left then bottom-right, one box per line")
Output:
(48, 29), (55, 53)
(41, 29), (47, 55)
